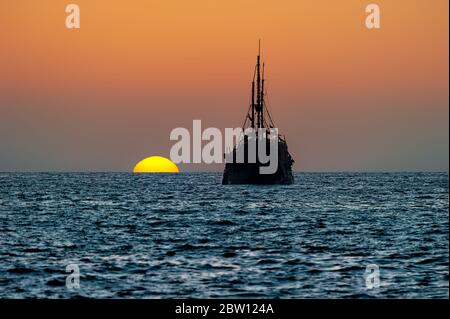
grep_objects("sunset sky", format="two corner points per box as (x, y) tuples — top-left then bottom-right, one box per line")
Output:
(0, 0), (448, 172)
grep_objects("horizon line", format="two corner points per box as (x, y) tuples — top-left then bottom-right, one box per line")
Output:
(0, 170), (448, 174)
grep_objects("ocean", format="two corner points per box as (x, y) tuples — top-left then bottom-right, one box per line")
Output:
(0, 172), (448, 298)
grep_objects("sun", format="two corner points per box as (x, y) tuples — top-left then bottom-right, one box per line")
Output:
(133, 156), (179, 173)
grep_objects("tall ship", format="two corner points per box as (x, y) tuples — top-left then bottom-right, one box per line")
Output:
(222, 43), (294, 185)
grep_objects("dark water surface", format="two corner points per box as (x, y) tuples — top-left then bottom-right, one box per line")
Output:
(0, 172), (448, 298)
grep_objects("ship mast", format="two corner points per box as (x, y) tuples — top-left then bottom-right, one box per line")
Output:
(256, 40), (261, 129)
(251, 72), (255, 129)
(244, 40), (271, 131)
(261, 62), (265, 128)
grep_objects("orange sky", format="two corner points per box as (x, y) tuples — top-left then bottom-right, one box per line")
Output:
(0, 0), (448, 171)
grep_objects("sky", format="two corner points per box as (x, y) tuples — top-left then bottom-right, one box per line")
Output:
(0, 0), (448, 172)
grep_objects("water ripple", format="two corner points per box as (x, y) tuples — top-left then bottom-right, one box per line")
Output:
(0, 172), (448, 298)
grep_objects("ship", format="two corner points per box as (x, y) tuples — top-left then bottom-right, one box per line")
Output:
(222, 42), (294, 185)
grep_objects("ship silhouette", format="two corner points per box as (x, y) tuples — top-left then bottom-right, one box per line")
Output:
(222, 42), (294, 185)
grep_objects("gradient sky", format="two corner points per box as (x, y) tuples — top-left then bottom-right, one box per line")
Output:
(0, 0), (448, 172)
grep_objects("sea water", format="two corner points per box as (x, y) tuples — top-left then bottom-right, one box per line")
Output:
(0, 172), (448, 298)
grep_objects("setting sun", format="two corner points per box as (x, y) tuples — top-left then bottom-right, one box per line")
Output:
(133, 156), (179, 173)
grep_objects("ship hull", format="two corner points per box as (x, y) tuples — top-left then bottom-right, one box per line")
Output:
(222, 139), (294, 185)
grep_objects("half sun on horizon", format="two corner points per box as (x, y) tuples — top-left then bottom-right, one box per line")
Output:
(133, 156), (179, 173)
